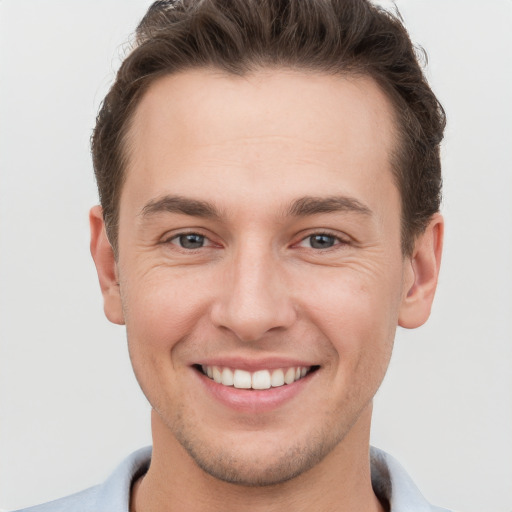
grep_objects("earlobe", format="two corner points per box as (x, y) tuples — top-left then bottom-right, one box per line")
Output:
(398, 214), (444, 329)
(89, 206), (125, 325)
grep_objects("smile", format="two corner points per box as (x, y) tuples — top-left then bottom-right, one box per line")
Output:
(199, 365), (314, 390)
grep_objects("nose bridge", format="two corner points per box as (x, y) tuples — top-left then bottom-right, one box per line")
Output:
(212, 237), (295, 342)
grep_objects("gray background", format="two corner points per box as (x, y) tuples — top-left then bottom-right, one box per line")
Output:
(1, 1), (511, 510)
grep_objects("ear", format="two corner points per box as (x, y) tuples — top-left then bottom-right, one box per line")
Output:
(398, 213), (444, 329)
(89, 205), (125, 325)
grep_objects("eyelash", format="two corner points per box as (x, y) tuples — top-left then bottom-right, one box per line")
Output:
(295, 232), (349, 250)
(165, 231), (215, 250)
(163, 230), (349, 251)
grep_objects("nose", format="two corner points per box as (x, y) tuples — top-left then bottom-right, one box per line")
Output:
(210, 243), (297, 342)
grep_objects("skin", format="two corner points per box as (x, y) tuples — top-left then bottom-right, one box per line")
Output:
(90, 69), (443, 512)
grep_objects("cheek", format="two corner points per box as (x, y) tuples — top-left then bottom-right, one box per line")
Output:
(317, 283), (396, 411)
(121, 270), (213, 409)
(121, 268), (214, 353)
(301, 267), (400, 370)
(304, 263), (401, 324)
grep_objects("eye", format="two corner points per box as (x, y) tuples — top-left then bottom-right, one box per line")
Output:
(171, 233), (207, 249)
(308, 234), (336, 249)
(298, 233), (345, 250)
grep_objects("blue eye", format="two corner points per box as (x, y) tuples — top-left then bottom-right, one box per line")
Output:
(175, 233), (205, 249)
(307, 234), (337, 249)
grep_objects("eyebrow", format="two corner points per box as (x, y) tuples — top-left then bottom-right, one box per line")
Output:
(140, 194), (371, 220)
(140, 195), (221, 219)
(286, 196), (372, 217)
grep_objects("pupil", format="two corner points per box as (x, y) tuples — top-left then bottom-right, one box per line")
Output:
(310, 234), (335, 249)
(180, 234), (204, 249)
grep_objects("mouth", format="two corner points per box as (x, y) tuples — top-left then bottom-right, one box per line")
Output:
(194, 364), (320, 390)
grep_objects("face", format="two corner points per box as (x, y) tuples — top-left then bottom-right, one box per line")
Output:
(92, 69), (439, 486)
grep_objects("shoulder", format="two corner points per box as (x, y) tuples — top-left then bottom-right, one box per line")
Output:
(11, 447), (152, 512)
(10, 486), (100, 512)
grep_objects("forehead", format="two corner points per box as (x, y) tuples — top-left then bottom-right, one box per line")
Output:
(123, 68), (399, 215)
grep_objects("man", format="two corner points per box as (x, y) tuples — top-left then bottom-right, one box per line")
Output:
(16, 0), (448, 510)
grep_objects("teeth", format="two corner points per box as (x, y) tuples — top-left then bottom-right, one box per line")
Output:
(252, 370), (271, 390)
(233, 369), (252, 389)
(221, 368), (234, 386)
(201, 365), (311, 389)
(284, 367), (296, 385)
(270, 368), (285, 387)
(212, 366), (222, 384)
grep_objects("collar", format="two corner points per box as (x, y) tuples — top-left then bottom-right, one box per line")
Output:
(94, 446), (451, 512)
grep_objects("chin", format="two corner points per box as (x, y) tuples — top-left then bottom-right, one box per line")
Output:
(172, 421), (345, 487)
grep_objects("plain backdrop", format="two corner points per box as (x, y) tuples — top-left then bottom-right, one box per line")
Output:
(1, 1), (511, 511)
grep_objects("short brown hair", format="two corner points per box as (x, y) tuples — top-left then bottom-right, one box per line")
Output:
(91, 0), (445, 256)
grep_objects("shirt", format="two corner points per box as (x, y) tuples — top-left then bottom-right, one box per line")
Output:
(13, 446), (453, 512)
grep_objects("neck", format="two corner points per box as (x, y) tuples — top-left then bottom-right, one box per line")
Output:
(131, 405), (385, 512)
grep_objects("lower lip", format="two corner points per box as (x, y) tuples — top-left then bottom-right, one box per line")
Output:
(195, 369), (315, 413)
